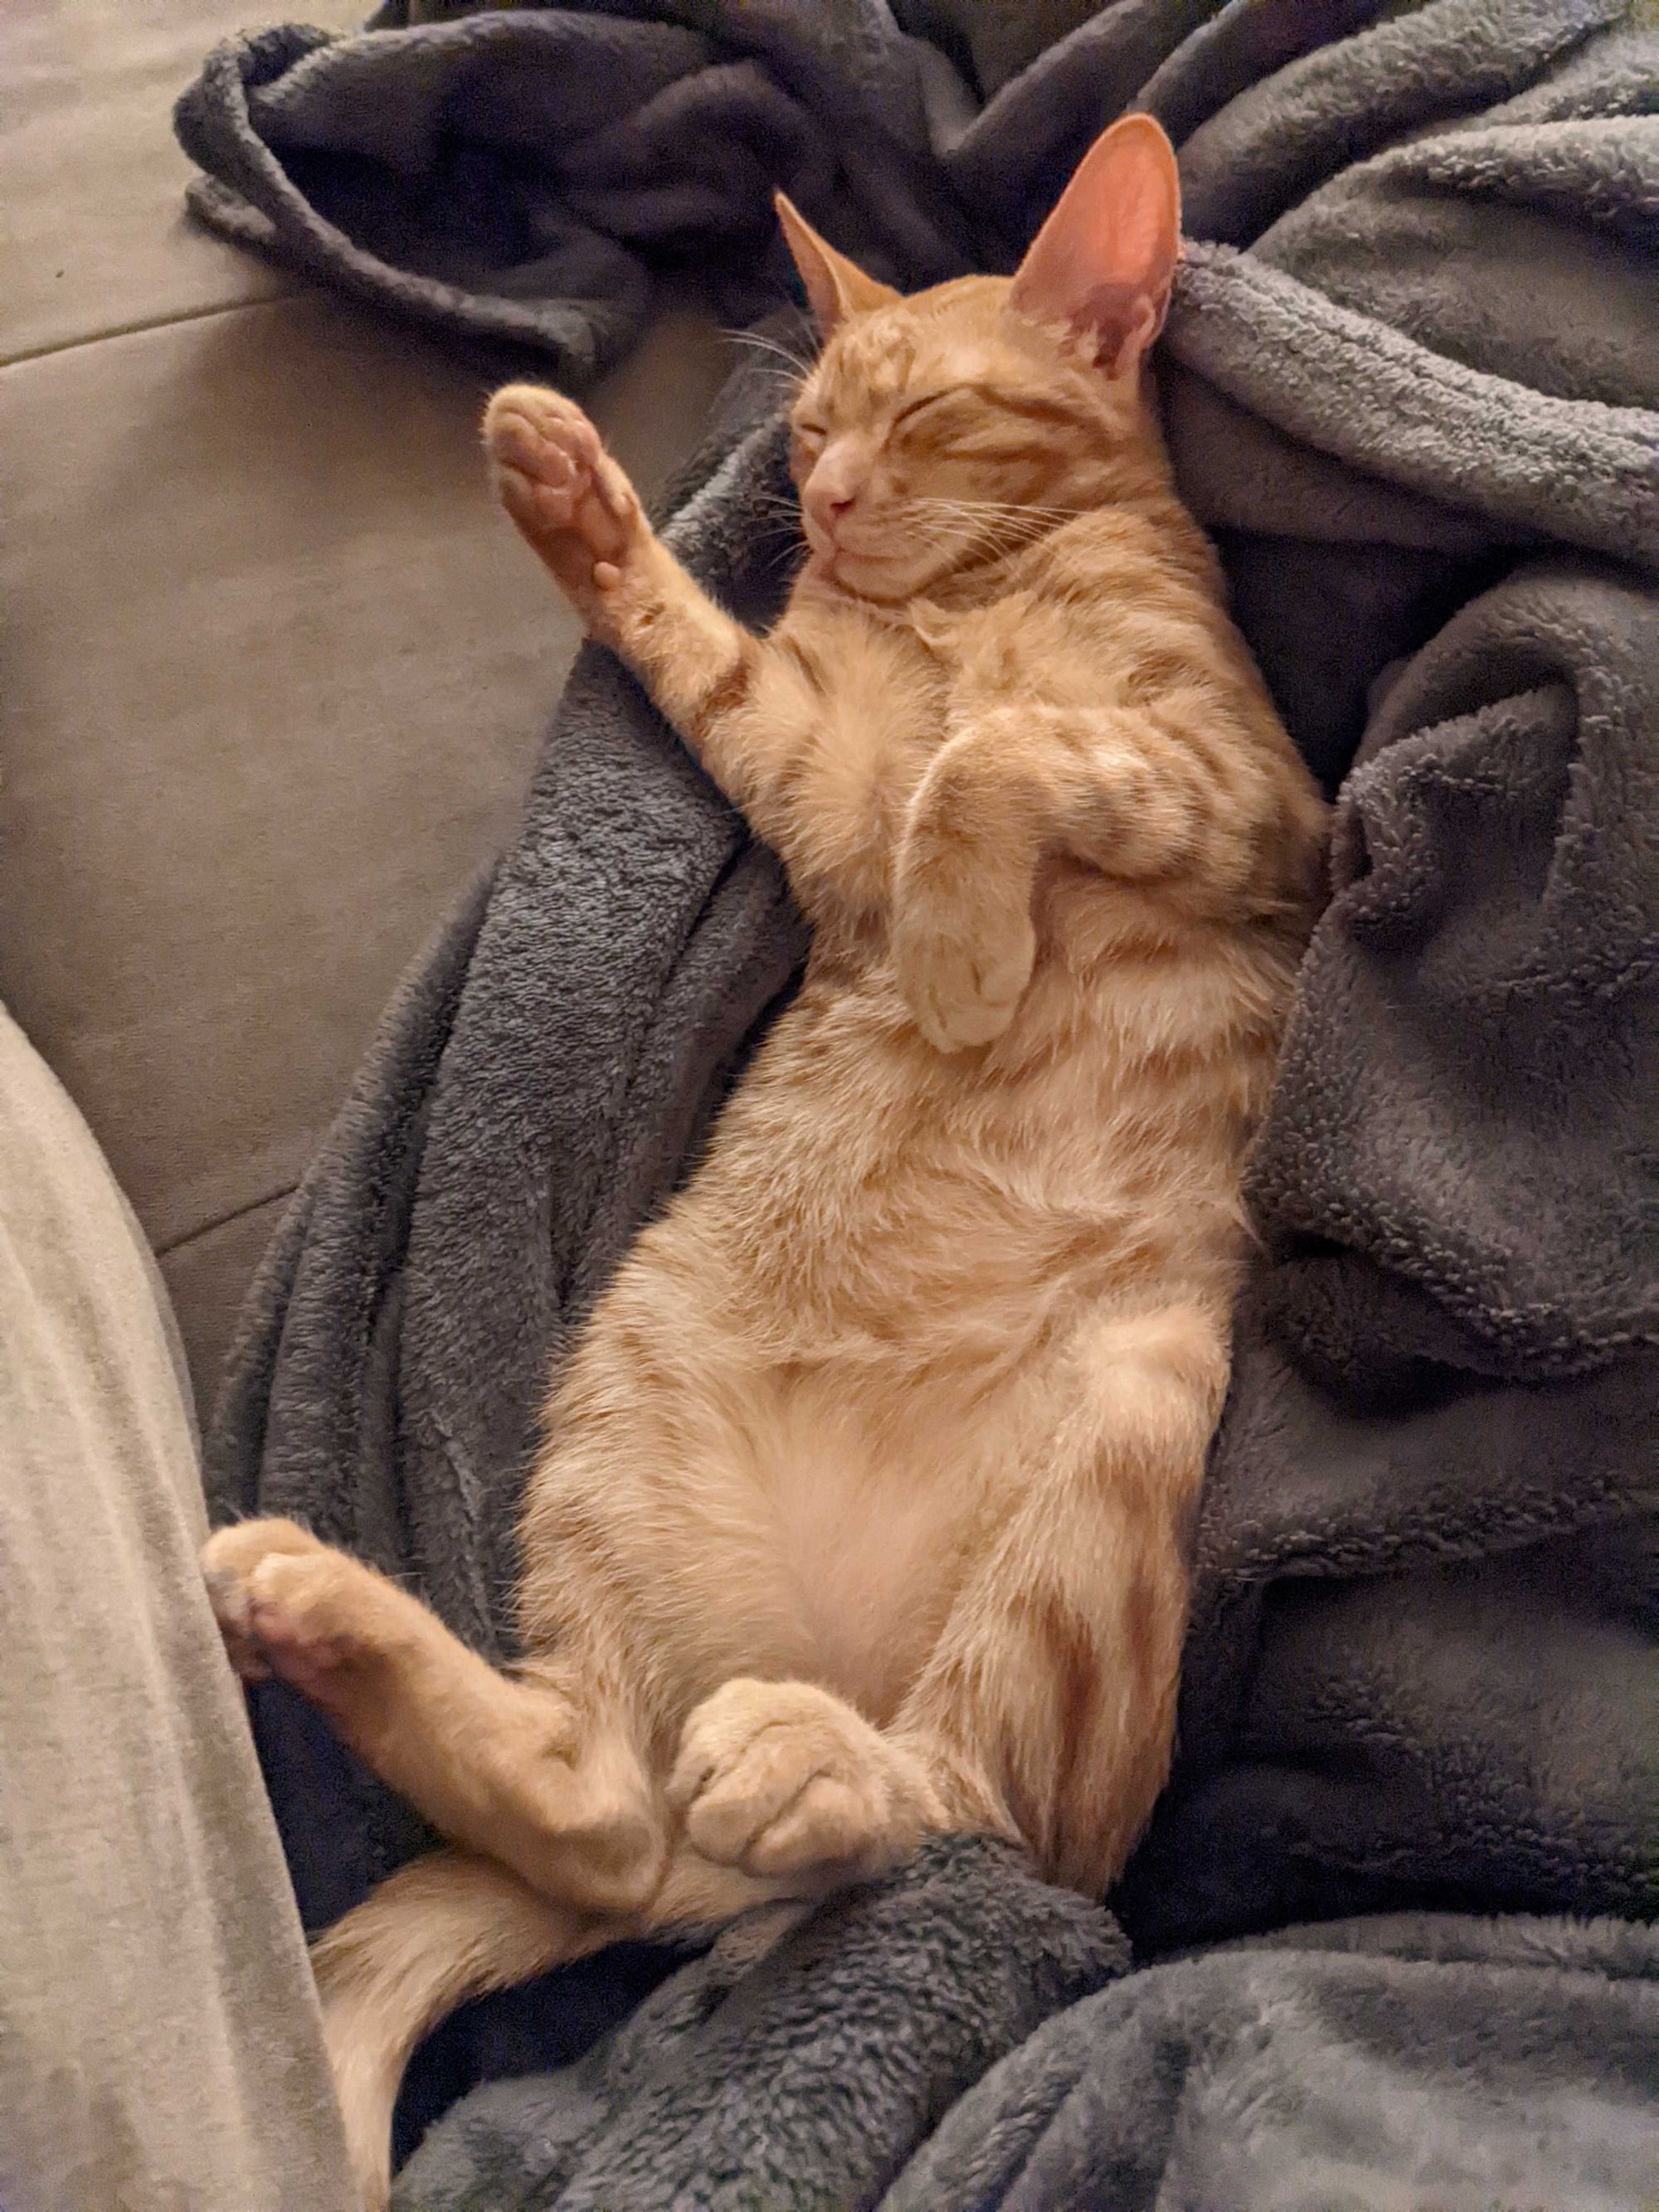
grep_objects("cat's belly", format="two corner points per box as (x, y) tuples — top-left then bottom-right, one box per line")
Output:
(683, 946), (1250, 1354)
(531, 1312), (1010, 1724)
(527, 929), (1264, 1723)
(732, 1366), (986, 1721)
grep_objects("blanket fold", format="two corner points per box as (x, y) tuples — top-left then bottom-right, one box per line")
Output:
(883, 1911), (1659, 2212)
(175, 1), (1658, 2203)
(396, 1836), (1127, 2212)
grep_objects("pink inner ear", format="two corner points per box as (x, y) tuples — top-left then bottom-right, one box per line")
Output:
(1010, 115), (1181, 378)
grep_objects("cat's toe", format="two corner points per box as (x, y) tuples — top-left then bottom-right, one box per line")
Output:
(482, 383), (598, 471)
(483, 385), (638, 571)
(742, 1773), (888, 1876)
(202, 1518), (327, 1680)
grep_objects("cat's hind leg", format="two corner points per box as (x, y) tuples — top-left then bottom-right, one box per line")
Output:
(201, 1519), (663, 1914)
(895, 1301), (1225, 1895)
(668, 1304), (1225, 1898)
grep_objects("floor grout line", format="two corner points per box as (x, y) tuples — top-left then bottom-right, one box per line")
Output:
(157, 1179), (298, 1260)
(2, 287), (307, 373)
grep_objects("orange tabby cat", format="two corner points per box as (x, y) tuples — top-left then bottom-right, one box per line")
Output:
(202, 115), (1327, 2206)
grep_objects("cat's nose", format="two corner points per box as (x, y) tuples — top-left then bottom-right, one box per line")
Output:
(804, 441), (868, 540)
(805, 478), (860, 539)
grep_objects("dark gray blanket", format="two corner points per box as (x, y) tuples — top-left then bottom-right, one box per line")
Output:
(392, 1892), (1659, 2210)
(177, 1), (1659, 2203)
(397, 1879), (1659, 2212)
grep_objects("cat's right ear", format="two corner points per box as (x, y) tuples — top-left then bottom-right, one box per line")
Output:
(774, 195), (899, 336)
(1009, 114), (1182, 381)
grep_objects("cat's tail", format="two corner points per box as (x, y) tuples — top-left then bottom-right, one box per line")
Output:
(311, 1848), (604, 2210)
(312, 1845), (809, 2210)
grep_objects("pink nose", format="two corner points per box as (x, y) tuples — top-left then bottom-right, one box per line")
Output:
(804, 445), (865, 539)
(805, 481), (858, 538)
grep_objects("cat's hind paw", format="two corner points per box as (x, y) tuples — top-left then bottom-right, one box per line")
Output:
(201, 1519), (401, 1704)
(668, 1678), (936, 1881)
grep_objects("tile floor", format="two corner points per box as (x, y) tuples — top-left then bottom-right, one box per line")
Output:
(1, 0), (729, 1407)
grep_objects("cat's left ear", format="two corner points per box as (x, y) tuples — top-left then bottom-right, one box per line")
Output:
(1009, 114), (1181, 381)
(774, 194), (900, 336)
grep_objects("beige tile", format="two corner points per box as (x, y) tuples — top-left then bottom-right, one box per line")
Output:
(0, 292), (730, 1332)
(1, 0), (366, 362)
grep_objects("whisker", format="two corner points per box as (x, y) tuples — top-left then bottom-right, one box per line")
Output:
(909, 497), (1076, 526)
(722, 328), (817, 382)
(908, 496), (1074, 518)
(921, 500), (1073, 542)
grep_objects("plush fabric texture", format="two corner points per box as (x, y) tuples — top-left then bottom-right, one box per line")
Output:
(177, 0), (1659, 2202)
(397, 1909), (1659, 2211)
(395, 1835), (1127, 2212)
(883, 1912), (1659, 2212)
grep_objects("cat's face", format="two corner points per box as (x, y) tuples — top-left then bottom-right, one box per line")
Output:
(787, 281), (1141, 602)
(777, 114), (1182, 605)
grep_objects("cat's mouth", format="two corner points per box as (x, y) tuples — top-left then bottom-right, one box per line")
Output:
(804, 518), (888, 565)
(811, 545), (914, 601)
(804, 523), (915, 597)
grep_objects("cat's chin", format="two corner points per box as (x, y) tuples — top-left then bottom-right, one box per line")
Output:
(807, 545), (920, 604)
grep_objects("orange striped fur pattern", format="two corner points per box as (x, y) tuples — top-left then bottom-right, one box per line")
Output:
(202, 116), (1328, 2206)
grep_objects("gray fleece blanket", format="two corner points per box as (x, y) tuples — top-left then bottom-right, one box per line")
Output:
(177, 1), (1659, 2203)
(397, 1891), (1659, 2211)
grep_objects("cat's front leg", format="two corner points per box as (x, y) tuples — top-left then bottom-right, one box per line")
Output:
(484, 386), (820, 849)
(892, 717), (1040, 1053)
(483, 384), (754, 729)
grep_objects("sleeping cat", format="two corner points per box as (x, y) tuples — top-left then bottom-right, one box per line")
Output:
(202, 114), (1327, 2207)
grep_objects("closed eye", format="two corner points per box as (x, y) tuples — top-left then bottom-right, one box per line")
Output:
(895, 384), (1092, 439)
(892, 391), (968, 431)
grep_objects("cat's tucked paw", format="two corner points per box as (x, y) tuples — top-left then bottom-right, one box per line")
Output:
(483, 384), (642, 592)
(668, 1679), (927, 1880)
(202, 1519), (396, 1704)
(892, 885), (1037, 1053)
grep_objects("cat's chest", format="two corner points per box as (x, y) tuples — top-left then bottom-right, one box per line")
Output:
(828, 592), (1078, 764)
(805, 610), (946, 796)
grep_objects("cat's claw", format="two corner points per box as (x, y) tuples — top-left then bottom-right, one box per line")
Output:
(483, 384), (642, 591)
(668, 1679), (927, 1881)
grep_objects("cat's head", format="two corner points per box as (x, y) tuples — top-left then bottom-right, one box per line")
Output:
(776, 114), (1181, 603)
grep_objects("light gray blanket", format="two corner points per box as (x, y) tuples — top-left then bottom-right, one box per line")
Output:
(176, 2), (1659, 2203)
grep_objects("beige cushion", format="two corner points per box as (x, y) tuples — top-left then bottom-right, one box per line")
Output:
(0, 0), (730, 1409)
(0, 1006), (357, 2209)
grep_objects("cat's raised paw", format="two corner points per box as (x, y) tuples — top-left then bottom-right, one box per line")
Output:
(668, 1679), (924, 1881)
(483, 384), (641, 589)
